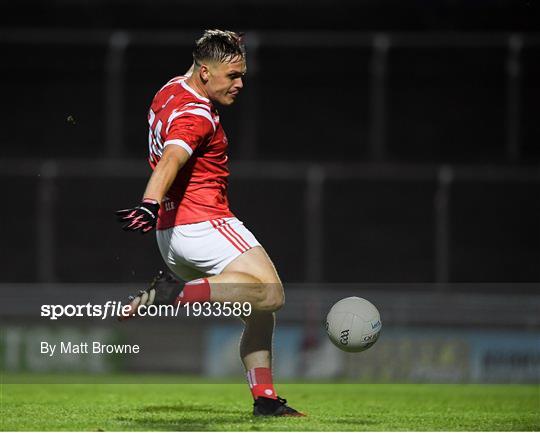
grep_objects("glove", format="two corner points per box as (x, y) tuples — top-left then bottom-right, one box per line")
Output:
(118, 271), (181, 321)
(115, 198), (160, 233)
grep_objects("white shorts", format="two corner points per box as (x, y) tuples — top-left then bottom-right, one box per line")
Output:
(156, 217), (261, 282)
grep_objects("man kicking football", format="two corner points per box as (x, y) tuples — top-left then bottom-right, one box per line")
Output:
(116, 29), (303, 417)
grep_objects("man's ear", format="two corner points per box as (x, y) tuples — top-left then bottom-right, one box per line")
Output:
(199, 64), (210, 83)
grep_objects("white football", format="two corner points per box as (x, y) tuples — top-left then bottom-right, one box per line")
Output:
(325, 297), (382, 352)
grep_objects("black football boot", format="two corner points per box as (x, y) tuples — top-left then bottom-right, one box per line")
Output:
(253, 396), (305, 417)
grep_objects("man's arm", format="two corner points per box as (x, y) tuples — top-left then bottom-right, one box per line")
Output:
(143, 144), (190, 202)
(116, 145), (190, 233)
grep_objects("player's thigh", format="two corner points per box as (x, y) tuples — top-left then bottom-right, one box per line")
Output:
(222, 246), (282, 284)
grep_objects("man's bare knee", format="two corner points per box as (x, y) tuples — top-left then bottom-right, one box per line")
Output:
(258, 283), (285, 312)
(216, 271), (284, 312)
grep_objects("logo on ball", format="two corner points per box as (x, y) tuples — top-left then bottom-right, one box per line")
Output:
(339, 329), (350, 345)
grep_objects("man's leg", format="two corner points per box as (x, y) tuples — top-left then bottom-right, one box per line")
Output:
(171, 246), (299, 412)
(207, 246), (284, 311)
(218, 247), (298, 412)
(240, 311), (277, 398)
(218, 246), (281, 398)
(124, 247), (283, 314)
(173, 246), (284, 311)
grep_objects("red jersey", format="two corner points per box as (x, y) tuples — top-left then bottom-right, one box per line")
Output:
(148, 76), (234, 228)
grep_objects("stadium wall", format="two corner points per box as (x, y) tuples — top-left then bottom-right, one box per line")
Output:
(1, 283), (539, 384)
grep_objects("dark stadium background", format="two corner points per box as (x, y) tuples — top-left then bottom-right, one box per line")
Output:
(1, 0), (539, 384)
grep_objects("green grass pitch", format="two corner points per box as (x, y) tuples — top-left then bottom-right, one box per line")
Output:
(1, 377), (539, 431)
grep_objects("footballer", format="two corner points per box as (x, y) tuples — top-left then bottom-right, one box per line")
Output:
(116, 29), (303, 417)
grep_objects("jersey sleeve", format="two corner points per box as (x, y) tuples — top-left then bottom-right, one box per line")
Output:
(163, 107), (216, 156)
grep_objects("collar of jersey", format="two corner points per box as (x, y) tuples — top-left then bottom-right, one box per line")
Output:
(181, 80), (210, 103)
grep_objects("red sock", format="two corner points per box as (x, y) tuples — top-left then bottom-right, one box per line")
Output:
(174, 278), (211, 306)
(247, 367), (277, 400)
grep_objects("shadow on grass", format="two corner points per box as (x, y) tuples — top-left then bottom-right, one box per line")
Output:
(114, 403), (250, 431)
(143, 404), (243, 416)
(113, 403), (380, 431)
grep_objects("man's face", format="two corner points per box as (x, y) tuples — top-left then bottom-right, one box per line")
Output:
(204, 57), (246, 106)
